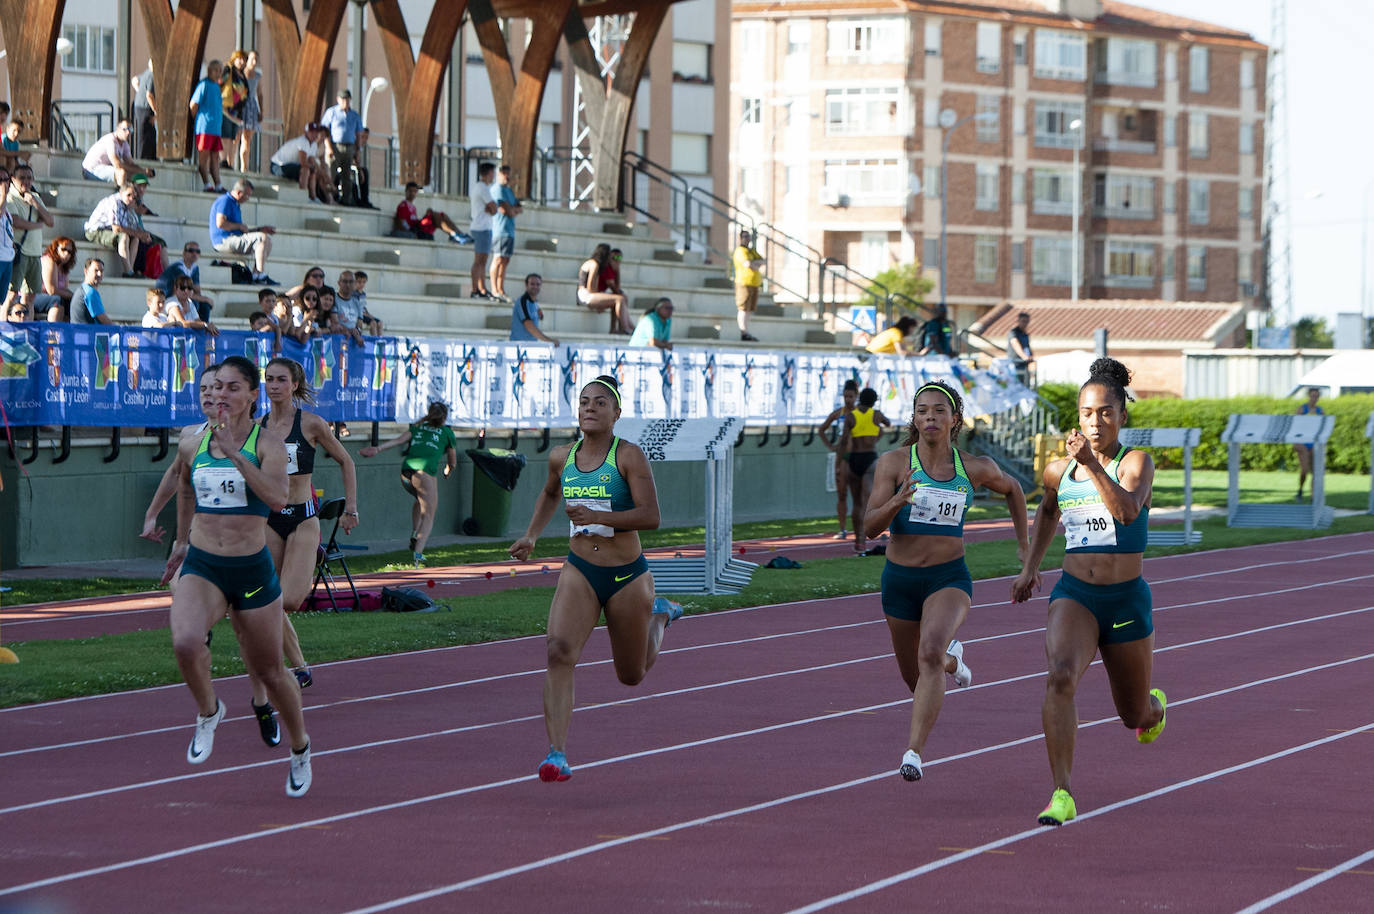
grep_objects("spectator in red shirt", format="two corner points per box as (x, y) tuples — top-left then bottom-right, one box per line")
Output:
(391, 181), (467, 243)
(598, 247), (625, 295)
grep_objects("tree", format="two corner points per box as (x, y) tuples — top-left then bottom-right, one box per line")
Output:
(1293, 316), (1333, 349)
(858, 262), (935, 315)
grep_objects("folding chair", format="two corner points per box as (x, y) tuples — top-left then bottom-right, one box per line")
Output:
(311, 497), (368, 611)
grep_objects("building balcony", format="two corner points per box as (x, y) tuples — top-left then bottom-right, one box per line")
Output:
(1093, 138), (1156, 155)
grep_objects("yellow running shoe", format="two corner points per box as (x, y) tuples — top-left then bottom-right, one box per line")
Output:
(1037, 788), (1076, 827)
(1137, 688), (1167, 744)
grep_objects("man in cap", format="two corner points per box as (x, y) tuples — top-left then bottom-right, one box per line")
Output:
(320, 89), (363, 205)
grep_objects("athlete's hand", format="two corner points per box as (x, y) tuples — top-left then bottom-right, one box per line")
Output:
(161, 543), (188, 587)
(359, 446), (378, 458)
(340, 510), (359, 534)
(509, 536), (535, 562)
(209, 405), (236, 453)
(140, 518), (167, 544)
(565, 504), (598, 526)
(1010, 569), (1042, 604)
(1064, 430), (1095, 467)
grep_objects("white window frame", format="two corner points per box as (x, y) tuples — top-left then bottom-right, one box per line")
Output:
(1097, 38), (1157, 88)
(974, 235), (999, 283)
(1240, 122), (1254, 155)
(976, 22), (1002, 74)
(1187, 245), (1207, 291)
(671, 133), (711, 175)
(1094, 173), (1155, 219)
(1033, 100), (1085, 149)
(1188, 112), (1209, 158)
(828, 19), (906, 63)
(1239, 186), (1253, 220)
(1031, 168), (1075, 215)
(825, 86), (904, 137)
(823, 158), (904, 206)
(976, 94), (1000, 143)
(1011, 170), (1025, 205)
(1189, 46), (1210, 93)
(1033, 29), (1086, 81)
(923, 165), (941, 199)
(924, 21), (941, 58)
(1103, 240), (1156, 288)
(975, 163), (1000, 211)
(62, 24), (117, 74)
(741, 98), (763, 125)
(923, 238), (940, 271)
(1164, 180), (1176, 213)
(1241, 57), (1255, 89)
(1188, 179), (1210, 225)
(672, 41), (712, 82)
(739, 22), (765, 62)
(1012, 241), (1025, 272)
(1032, 237), (1075, 286)
(1164, 115), (1177, 148)
(786, 22), (810, 57)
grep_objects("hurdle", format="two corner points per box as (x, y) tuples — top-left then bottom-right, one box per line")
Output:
(1119, 427), (1203, 546)
(614, 417), (757, 594)
(1222, 413), (1336, 529)
(1366, 413), (1374, 515)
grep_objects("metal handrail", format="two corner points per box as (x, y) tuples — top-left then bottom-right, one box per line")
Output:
(620, 152), (690, 245)
(684, 184), (753, 261)
(430, 142), (467, 196)
(49, 99), (116, 153)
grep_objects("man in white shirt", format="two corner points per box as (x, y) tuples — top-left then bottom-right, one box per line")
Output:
(82, 120), (154, 186)
(270, 124), (333, 204)
(6, 163), (55, 318)
(330, 270), (367, 345)
(83, 183), (150, 277)
(468, 161), (497, 299)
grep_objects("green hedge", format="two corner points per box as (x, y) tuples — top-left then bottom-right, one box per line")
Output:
(1036, 387), (1374, 473)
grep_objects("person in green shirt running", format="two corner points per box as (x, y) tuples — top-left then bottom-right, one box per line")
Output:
(361, 401), (457, 565)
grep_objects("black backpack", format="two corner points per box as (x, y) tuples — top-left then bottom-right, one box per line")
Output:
(380, 586), (438, 613)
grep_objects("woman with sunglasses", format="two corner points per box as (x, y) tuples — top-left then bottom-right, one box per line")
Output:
(33, 236), (77, 320)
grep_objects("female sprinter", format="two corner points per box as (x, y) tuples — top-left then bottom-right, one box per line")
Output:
(839, 387), (892, 554)
(508, 375), (682, 782)
(262, 356), (360, 686)
(1294, 387), (1323, 500)
(817, 379), (859, 540)
(864, 381), (1029, 782)
(360, 401), (457, 566)
(1011, 357), (1166, 827)
(165, 355), (312, 797)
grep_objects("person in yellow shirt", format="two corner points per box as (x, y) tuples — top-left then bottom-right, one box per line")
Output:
(866, 316), (918, 356)
(732, 229), (765, 342)
(839, 387), (893, 554)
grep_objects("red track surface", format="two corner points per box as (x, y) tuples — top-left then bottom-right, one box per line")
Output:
(3, 532), (1372, 912)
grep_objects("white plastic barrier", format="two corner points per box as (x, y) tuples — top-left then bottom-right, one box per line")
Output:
(613, 417), (756, 594)
(1366, 413), (1374, 515)
(1119, 427), (1202, 546)
(1222, 413), (1336, 529)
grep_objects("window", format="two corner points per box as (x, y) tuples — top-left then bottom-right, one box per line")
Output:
(1163, 249), (1175, 281)
(1164, 180), (1176, 213)
(923, 238), (940, 270)
(1188, 112), (1209, 158)
(739, 23), (765, 61)
(1240, 123), (1254, 155)
(1011, 170), (1025, 204)
(62, 24), (117, 73)
(1034, 29), (1086, 81)
(1032, 237), (1075, 286)
(1033, 100), (1084, 148)
(1031, 169), (1075, 215)
(1239, 186), (1253, 219)
(1241, 58), (1255, 89)
(672, 133), (710, 174)
(741, 98), (762, 125)
(823, 158), (903, 205)
(825, 87), (903, 136)
(829, 19), (906, 62)
(924, 98), (939, 128)
(974, 236), (999, 283)
(1013, 104), (1026, 136)
(1186, 245), (1207, 291)
(1164, 115), (1177, 148)
(1097, 38), (1157, 87)
(924, 165), (941, 198)
(1188, 179), (1209, 224)
(1093, 173), (1155, 219)
(1013, 35), (1027, 65)
(1103, 241), (1155, 288)
(976, 164), (1000, 211)
(1165, 49), (1177, 82)
(672, 41), (712, 82)
(786, 22), (809, 57)
(1238, 252), (1253, 284)
(977, 22), (1001, 74)
(977, 95), (1000, 143)
(1012, 241), (1025, 272)
(1189, 46), (1210, 93)
(925, 21), (941, 57)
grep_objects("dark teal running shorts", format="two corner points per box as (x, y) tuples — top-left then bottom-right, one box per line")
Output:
(181, 544), (282, 610)
(1050, 570), (1153, 645)
(880, 556), (974, 622)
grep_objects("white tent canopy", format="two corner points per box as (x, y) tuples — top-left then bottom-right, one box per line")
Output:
(1289, 351), (1374, 397)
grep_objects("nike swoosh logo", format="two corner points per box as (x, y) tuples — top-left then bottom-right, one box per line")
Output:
(189, 745), (205, 759)
(614, 573), (633, 582)
(1112, 620), (1134, 628)
(289, 775), (305, 791)
(245, 586), (264, 598)
(564, 475), (578, 482)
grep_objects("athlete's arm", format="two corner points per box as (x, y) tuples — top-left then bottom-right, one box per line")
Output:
(862, 449), (913, 540)
(569, 441), (660, 532)
(442, 445), (457, 478)
(1010, 459), (1067, 603)
(163, 433), (200, 585)
(140, 455), (184, 542)
(875, 409), (893, 428)
(837, 411), (856, 455)
(817, 407), (843, 451)
(359, 430), (410, 458)
(226, 422), (288, 512)
(509, 444), (569, 561)
(1068, 431), (1153, 525)
(967, 453), (1030, 562)
(308, 412), (360, 533)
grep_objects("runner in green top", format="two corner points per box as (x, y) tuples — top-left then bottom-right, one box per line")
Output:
(361, 401), (458, 565)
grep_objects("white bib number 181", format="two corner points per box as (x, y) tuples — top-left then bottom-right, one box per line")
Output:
(908, 486), (967, 527)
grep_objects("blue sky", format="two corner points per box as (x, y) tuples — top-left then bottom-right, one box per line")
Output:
(1145, 0), (1374, 327)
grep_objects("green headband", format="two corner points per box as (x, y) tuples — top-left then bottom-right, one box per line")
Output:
(916, 384), (957, 411)
(589, 379), (621, 407)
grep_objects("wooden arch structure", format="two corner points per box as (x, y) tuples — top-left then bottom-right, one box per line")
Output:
(1, 0), (683, 199)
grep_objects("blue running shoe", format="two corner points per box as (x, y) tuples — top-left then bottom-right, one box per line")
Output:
(652, 597), (685, 627)
(538, 747), (572, 782)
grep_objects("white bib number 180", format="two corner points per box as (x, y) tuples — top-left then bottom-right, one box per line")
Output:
(1062, 502), (1116, 549)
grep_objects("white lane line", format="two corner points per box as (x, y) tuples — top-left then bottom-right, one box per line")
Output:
(2, 648), (1370, 898)
(785, 723), (1374, 914)
(1234, 847), (1374, 913)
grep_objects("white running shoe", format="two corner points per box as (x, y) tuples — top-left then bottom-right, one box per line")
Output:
(186, 699), (225, 764)
(286, 742), (313, 798)
(898, 749), (923, 781)
(947, 639), (973, 688)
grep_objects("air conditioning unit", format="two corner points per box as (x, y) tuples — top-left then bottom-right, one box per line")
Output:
(1239, 281), (1257, 298)
(819, 186), (849, 208)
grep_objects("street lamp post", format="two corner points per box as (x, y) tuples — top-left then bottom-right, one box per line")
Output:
(938, 108), (999, 311)
(362, 76), (390, 127)
(1070, 117), (1083, 301)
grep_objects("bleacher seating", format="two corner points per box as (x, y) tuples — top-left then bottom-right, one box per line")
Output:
(31, 150), (844, 348)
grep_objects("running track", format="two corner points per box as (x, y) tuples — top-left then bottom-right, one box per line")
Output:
(3, 532), (1372, 912)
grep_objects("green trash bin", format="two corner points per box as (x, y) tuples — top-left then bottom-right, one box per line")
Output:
(463, 448), (527, 536)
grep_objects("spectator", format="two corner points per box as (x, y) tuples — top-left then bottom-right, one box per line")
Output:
(598, 247), (625, 296)
(0, 118), (28, 172)
(219, 51), (249, 170)
(131, 60), (158, 160)
(255, 287), (279, 330)
(489, 163), (522, 301)
(353, 128), (376, 208)
(0, 169), (13, 295)
(83, 182), (149, 278)
(6, 163), (55, 318)
(330, 271), (370, 343)
(509, 273), (557, 344)
(865, 315), (917, 356)
(142, 287), (171, 328)
(209, 179), (277, 285)
(32, 236), (76, 319)
(189, 60), (226, 192)
(317, 285), (341, 334)
(165, 276), (218, 335)
(248, 309), (282, 352)
(81, 119), (153, 186)
(70, 258), (112, 324)
(917, 303), (957, 357)
(270, 294), (301, 344)
(628, 297), (674, 350)
(352, 270), (382, 334)
(157, 241), (215, 320)
(128, 174), (168, 277)
(392, 181), (465, 242)
(1006, 310), (1034, 385)
(270, 124), (333, 203)
(236, 50), (264, 173)
(577, 242), (632, 334)
(293, 287), (323, 340)
(285, 265), (326, 302)
(3, 298), (24, 322)
(468, 161), (497, 298)
(320, 88), (362, 205)
(732, 229), (764, 342)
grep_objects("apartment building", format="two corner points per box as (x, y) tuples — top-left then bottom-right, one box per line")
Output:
(730, 0), (1267, 329)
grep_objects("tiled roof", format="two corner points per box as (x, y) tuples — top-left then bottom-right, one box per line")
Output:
(976, 299), (1245, 346)
(1100, 1), (1254, 39)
